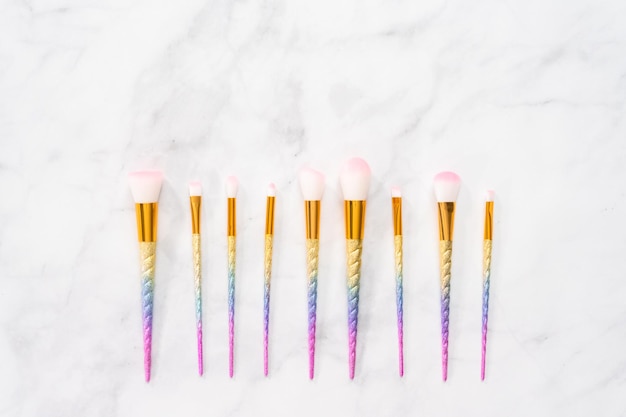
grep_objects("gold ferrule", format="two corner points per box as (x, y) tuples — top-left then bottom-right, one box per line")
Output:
(437, 202), (456, 241)
(344, 200), (366, 240)
(135, 203), (158, 242)
(265, 196), (275, 235)
(190, 196), (201, 234)
(304, 200), (321, 239)
(227, 198), (236, 236)
(484, 201), (494, 240)
(392, 197), (402, 236)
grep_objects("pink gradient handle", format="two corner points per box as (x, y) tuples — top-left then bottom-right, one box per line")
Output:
(197, 328), (203, 376)
(229, 316), (234, 378)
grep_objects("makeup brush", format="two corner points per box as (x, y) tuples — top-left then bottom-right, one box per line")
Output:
(481, 190), (494, 380)
(391, 186), (404, 377)
(340, 157), (371, 379)
(299, 168), (325, 379)
(433, 171), (461, 381)
(263, 183), (276, 377)
(128, 170), (164, 382)
(226, 176), (238, 378)
(189, 181), (204, 376)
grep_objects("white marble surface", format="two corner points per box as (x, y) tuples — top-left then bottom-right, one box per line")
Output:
(1, 0), (626, 415)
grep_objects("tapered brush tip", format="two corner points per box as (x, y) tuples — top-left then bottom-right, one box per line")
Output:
(226, 176), (238, 198)
(486, 190), (495, 202)
(299, 167), (325, 200)
(128, 170), (163, 203)
(433, 171), (461, 202)
(391, 186), (401, 197)
(267, 182), (276, 197)
(340, 157), (371, 200)
(189, 181), (202, 196)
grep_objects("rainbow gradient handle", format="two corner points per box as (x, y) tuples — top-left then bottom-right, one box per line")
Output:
(228, 236), (236, 378)
(394, 235), (404, 376)
(192, 234), (203, 375)
(139, 242), (156, 382)
(439, 240), (452, 381)
(263, 235), (273, 376)
(481, 239), (492, 380)
(346, 238), (363, 379)
(305, 238), (319, 379)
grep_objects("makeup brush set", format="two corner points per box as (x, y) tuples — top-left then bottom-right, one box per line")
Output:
(128, 158), (495, 382)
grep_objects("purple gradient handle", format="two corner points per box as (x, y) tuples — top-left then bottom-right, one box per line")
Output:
(441, 288), (450, 381)
(348, 285), (359, 380)
(142, 275), (154, 382)
(263, 282), (270, 376)
(308, 274), (317, 379)
(396, 275), (404, 377)
(228, 266), (235, 378)
(481, 269), (490, 380)
(197, 325), (203, 376)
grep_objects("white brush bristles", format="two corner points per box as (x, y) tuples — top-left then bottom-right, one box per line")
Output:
(189, 181), (202, 197)
(433, 171), (461, 202)
(299, 168), (325, 201)
(340, 157), (371, 201)
(128, 170), (164, 203)
(486, 190), (495, 202)
(226, 176), (238, 198)
(391, 186), (401, 198)
(267, 183), (276, 197)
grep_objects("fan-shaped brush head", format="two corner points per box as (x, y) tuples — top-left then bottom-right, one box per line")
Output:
(267, 183), (276, 197)
(340, 158), (371, 201)
(299, 168), (325, 200)
(433, 171), (461, 202)
(128, 170), (164, 203)
(226, 176), (238, 198)
(391, 186), (401, 198)
(486, 190), (495, 202)
(189, 181), (202, 197)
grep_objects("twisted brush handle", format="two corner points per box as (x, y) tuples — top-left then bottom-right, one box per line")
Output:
(263, 234), (273, 377)
(346, 238), (363, 379)
(305, 238), (319, 379)
(439, 240), (453, 381)
(481, 239), (492, 380)
(192, 234), (203, 376)
(139, 242), (156, 382)
(394, 235), (404, 377)
(228, 236), (236, 378)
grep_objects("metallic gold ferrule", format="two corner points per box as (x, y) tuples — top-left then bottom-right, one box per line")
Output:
(304, 200), (321, 239)
(227, 198), (236, 236)
(484, 201), (493, 240)
(344, 200), (366, 240)
(265, 196), (275, 235)
(190, 196), (201, 234)
(437, 202), (456, 241)
(392, 197), (402, 236)
(135, 203), (158, 242)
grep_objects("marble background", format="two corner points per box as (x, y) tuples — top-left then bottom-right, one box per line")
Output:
(1, 0), (626, 415)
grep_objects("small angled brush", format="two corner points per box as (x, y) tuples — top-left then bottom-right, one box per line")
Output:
(481, 190), (494, 380)
(391, 186), (404, 377)
(340, 157), (371, 379)
(189, 181), (204, 376)
(433, 171), (461, 381)
(299, 167), (325, 379)
(128, 170), (164, 382)
(226, 176), (238, 378)
(263, 183), (276, 377)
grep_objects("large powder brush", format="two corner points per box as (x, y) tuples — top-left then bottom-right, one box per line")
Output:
(128, 170), (164, 382)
